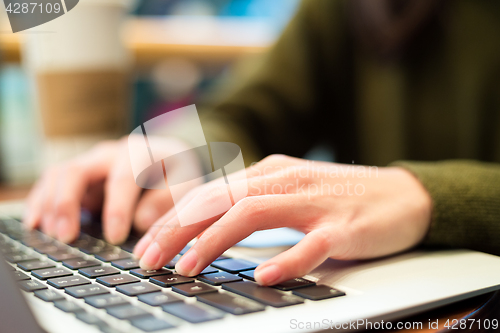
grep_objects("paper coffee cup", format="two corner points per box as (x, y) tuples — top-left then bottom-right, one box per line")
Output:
(23, 0), (133, 165)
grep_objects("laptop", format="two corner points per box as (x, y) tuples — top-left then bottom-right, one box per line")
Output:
(2, 212), (500, 333)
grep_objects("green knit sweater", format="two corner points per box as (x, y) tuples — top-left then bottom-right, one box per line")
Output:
(198, 0), (500, 255)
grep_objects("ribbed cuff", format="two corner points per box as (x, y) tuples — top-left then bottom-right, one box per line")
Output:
(390, 160), (500, 255)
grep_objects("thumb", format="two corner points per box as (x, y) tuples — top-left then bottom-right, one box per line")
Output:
(254, 227), (338, 286)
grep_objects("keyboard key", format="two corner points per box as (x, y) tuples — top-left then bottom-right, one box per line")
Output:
(149, 274), (194, 288)
(20, 236), (47, 247)
(211, 259), (258, 273)
(130, 268), (172, 279)
(54, 300), (85, 313)
(18, 279), (48, 292)
(75, 312), (106, 326)
(111, 259), (139, 270)
(291, 285), (346, 300)
(197, 272), (243, 286)
(116, 282), (161, 296)
(162, 302), (224, 323)
(4, 252), (39, 263)
(99, 325), (123, 333)
(131, 316), (176, 332)
(272, 277), (316, 291)
(215, 255), (230, 261)
(63, 258), (101, 270)
(32, 267), (73, 280)
(18, 260), (56, 271)
(78, 266), (120, 278)
(1, 243), (19, 254)
(106, 304), (150, 320)
(47, 276), (91, 289)
(120, 239), (138, 253)
(85, 294), (129, 309)
(197, 292), (265, 315)
(164, 255), (180, 269)
(137, 291), (183, 306)
(34, 243), (67, 254)
(238, 270), (255, 281)
(196, 267), (219, 275)
(94, 250), (130, 262)
(34, 289), (65, 302)
(222, 281), (304, 308)
(65, 284), (109, 298)
(12, 271), (30, 281)
(172, 282), (218, 297)
(47, 251), (81, 262)
(96, 274), (140, 287)
(73, 237), (113, 255)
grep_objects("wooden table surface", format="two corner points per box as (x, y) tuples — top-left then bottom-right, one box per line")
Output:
(0, 17), (272, 66)
(0, 184), (495, 332)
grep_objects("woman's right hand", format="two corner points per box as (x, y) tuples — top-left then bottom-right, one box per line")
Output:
(24, 136), (201, 245)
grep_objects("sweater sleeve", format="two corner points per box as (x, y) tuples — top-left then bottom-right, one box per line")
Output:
(392, 160), (500, 255)
(199, 0), (350, 166)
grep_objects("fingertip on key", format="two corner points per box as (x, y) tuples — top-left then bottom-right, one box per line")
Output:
(104, 216), (127, 245)
(56, 217), (75, 244)
(133, 233), (153, 258)
(139, 242), (162, 270)
(254, 264), (282, 286)
(175, 249), (198, 276)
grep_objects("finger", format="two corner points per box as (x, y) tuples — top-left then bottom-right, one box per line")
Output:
(136, 169), (310, 267)
(53, 163), (106, 243)
(134, 189), (174, 234)
(48, 144), (117, 242)
(137, 176), (250, 266)
(175, 194), (310, 276)
(134, 155), (310, 259)
(39, 167), (62, 238)
(23, 180), (44, 230)
(102, 143), (143, 245)
(254, 227), (337, 286)
(133, 181), (218, 258)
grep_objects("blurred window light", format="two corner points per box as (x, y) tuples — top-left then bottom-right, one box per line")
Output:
(132, 0), (300, 31)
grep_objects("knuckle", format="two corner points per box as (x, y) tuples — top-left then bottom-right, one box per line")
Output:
(312, 230), (334, 255)
(232, 196), (268, 219)
(261, 154), (290, 164)
(197, 184), (228, 206)
(331, 225), (365, 260)
(154, 224), (179, 251)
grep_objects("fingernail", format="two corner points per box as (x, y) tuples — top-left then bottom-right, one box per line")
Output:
(254, 264), (281, 285)
(175, 249), (198, 276)
(140, 242), (162, 270)
(106, 217), (123, 244)
(56, 217), (72, 243)
(133, 233), (152, 258)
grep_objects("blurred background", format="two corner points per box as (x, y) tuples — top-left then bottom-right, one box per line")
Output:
(0, 0), (300, 188)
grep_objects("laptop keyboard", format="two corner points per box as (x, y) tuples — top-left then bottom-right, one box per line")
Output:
(0, 217), (346, 332)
